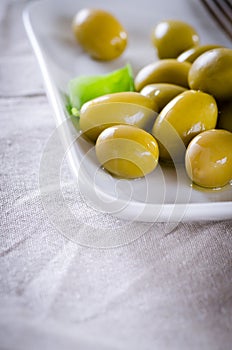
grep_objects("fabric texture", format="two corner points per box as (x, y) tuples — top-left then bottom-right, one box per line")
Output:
(0, 1), (232, 349)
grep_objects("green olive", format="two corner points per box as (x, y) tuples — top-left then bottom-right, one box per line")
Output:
(79, 92), (158, 141)
(72, 8), (127, 60)
(96, 125), (159, 178)
(151, 20), (199, 59)
(188, 48), (232, 101)
(217, 100), (232, 132)
(140, 83), (187, 112)
(134, 59), (191, 91)
(177, 44), (223, 63)
(185, 129), (232, 188)
(152, 90), (218, 162)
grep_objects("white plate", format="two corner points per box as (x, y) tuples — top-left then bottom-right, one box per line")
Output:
(23, 0), (232, 222)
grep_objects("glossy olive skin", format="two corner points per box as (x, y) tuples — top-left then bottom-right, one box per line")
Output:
(217, 100), (232, 132)
(84, 91), (158, 111)
(140, 83), (186, 112)
(177, 44), (223, 63)
(152, 90), (218, 162)
(185, 129), (232, 188)
(96, 125), (159, 178)
(135, 59), (191, 91)
(188, 48), (232, 101)
(151, 20), (199, 59)
(72, 8), (127, 60)
(79, 92), (158, 141)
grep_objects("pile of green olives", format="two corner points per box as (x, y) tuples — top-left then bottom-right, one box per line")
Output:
(72, 14), (232, 188)
(79, 92), (159, 178)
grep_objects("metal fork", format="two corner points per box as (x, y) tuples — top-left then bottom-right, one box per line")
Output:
(200, 0), (232, 40)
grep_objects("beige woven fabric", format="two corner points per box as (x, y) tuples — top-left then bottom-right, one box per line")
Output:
(0, 1), (232, 349)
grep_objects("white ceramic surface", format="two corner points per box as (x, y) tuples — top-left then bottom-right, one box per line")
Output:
(23, 0), (232, 222)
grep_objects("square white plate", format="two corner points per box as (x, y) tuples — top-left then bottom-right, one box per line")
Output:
(23, 0), (232, 222)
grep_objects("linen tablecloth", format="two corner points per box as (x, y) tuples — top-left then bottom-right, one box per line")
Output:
(0, 1), (232, 349)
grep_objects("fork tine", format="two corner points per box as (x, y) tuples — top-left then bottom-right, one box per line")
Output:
(200, 0), (232, 40)
(215, 0), (232, 22)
